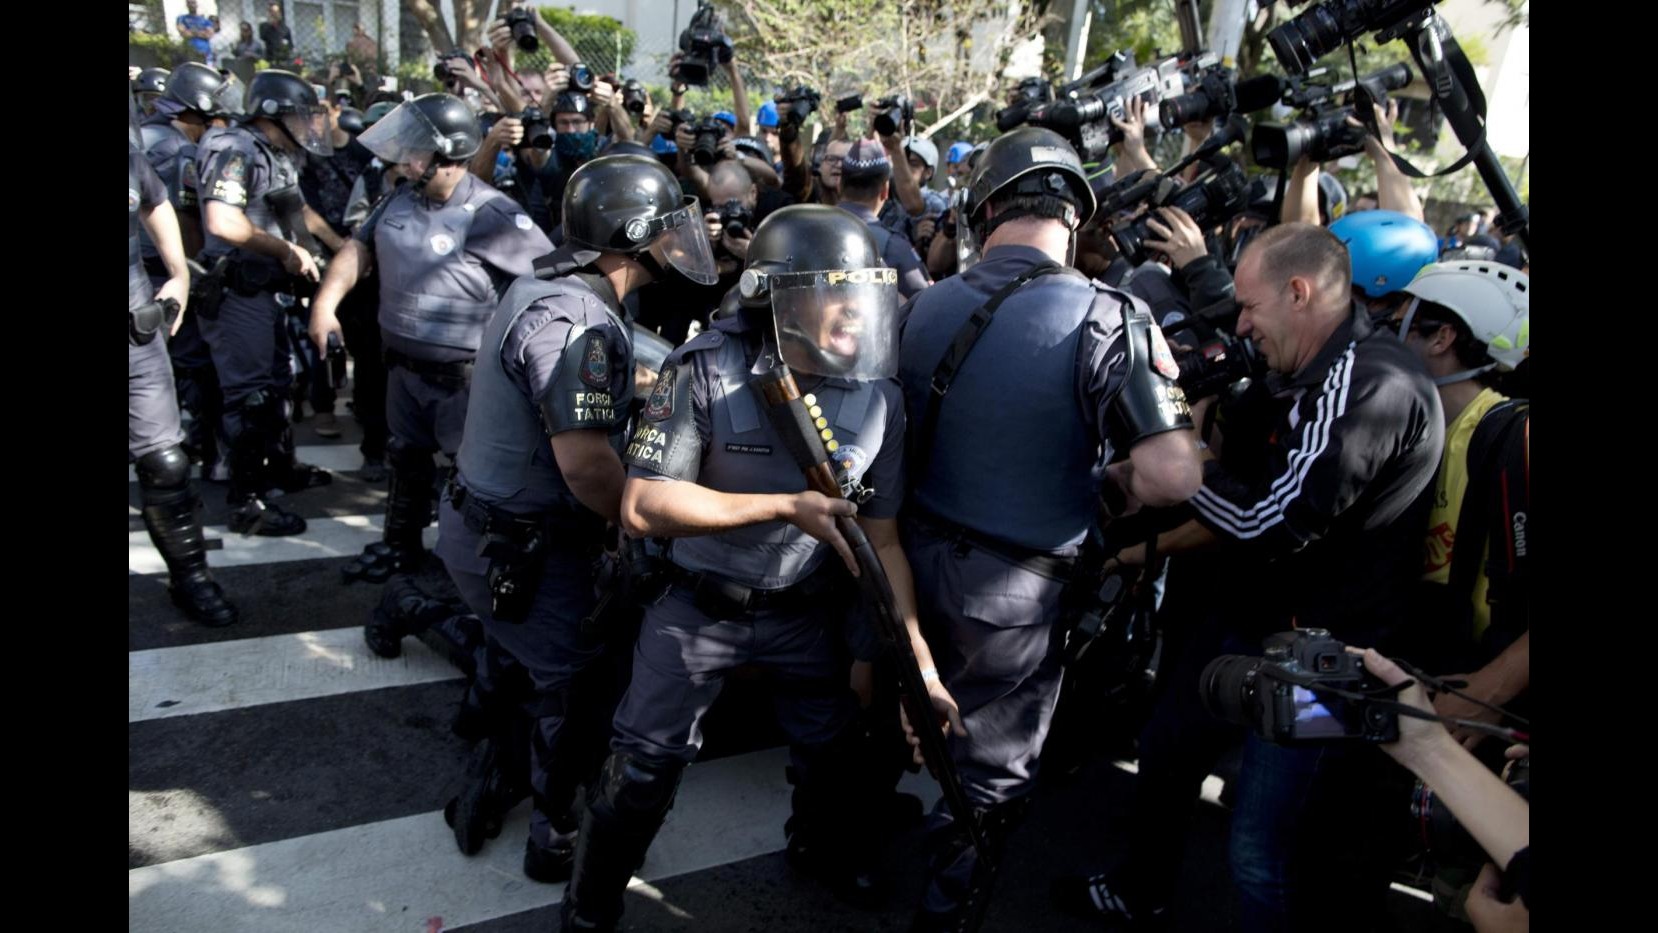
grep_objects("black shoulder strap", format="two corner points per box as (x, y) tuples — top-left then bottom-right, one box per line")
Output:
(911, 261), (1071, 479)
(1447, 399), (1529, 632)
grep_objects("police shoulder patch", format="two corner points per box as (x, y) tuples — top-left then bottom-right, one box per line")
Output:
(221, 151), (247, 182)
(580, 332), (609, 388)
(1148, 323), (1181, 381)
(644, 364), (677, 421)
(831, 444), (870, 479)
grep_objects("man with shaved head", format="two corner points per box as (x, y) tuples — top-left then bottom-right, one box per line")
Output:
(1098, 222), (1445, 931)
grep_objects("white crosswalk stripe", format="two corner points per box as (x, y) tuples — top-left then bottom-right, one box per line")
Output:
(128, 516), (439, 574)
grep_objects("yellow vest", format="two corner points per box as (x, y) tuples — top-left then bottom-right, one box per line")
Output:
(1422, 387), (1508, 638)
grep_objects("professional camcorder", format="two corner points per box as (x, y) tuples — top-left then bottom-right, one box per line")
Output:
(994, 51), (1189, 160)
(1270, 0), (1443, 76)
(774, 86), (821, 128)
(672, 1), (734, 87)
(1251, 63), (1414, 169)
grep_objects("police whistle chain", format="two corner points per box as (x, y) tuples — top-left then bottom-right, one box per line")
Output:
(752, 360), (994, 867)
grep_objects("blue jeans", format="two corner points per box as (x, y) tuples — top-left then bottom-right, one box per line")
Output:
(1228, 735), (1403, 933)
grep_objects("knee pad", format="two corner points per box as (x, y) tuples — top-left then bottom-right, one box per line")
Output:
(592, 751), (684, 830)
(135, 445), (192, 492)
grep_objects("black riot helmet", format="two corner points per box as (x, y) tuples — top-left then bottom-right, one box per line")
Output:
(133, 68), (170, 115)
(245, 69), (332, 157)
(965, 126), (1097, 238)
(736, 204), (901, 380)
(162, 62), (228, 117)
(356, 93), (480, 190)
(560, 154), (718, 284)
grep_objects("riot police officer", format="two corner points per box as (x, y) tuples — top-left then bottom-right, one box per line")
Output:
(138, 62), (231, 481)
(432, 154), (717, 882)
(133, 68), (170, 117)
(195, 70), (339, 536)
(131, 102), (237, 627)
(307, 93), (553, 601)
(559, 205), (914, 931)
(894, 127), (1204, 932)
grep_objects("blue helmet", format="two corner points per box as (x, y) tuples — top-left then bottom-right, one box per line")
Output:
(712, 110), (737, 128)
(1329, 209), (1439, 298)
(946, 141), (974, 164)
(757, 101), (779, 128)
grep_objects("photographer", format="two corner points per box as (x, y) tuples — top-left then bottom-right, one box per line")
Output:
(834, 139), (931, 299)
(470, 110), (562, 233)
(1110, 224), (1445, 932)
(632, 159), (754, 346)
(486, 2), (581, 71)
(1386, 264), (1531, 747)
(1363, 649), (1530, 932)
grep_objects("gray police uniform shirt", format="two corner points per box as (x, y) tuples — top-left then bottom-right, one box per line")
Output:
(129, 146), (168, 312)
(623, 311), (906, 591)
(840, 201), (932, 300)
(194, 122), (301, 275)
(897, 243), (1140, 553)
(137, 116), (198, 262)
(451, 272), (634, 519)
(356, 172), (553, 363)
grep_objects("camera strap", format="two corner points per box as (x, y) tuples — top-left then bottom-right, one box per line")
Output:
(1345, 36), (1484, 180)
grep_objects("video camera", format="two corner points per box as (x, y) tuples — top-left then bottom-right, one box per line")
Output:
(995, 51), (1188, 161)
(1270, 0), (1443, 77)
(1157, 59), (1292, 129)
(871, 94), (914, 136)
(1251, 62), (1413, 169)
(672, 1), (734, 87)
(774, 86), (821, 128)
(1201, 629), (1403, 744)
(1105, 157), (1252, 266)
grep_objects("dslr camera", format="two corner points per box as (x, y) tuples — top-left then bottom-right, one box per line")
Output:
(689, 117), (728, 167)
(835, 93), (864, 114)
(716, 199), (755, 243)
(871, 94), (914, 136)
(621, 78), (648, 115)
(1251, 62), (1413, 169)
(1201, 629), (1402, 744)
(433, 50), (472, 84)
(567, 63), (597, 93)
(505, 5), (538, 53)
(1161, 316), (1264, 402)
(774, 86), (821, 128)
(672, 1), (734, 87)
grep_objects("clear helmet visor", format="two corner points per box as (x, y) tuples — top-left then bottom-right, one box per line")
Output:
(281, 105), (333, 157)
(356, 102), (444, 166)
(952, 188), (980, 272)
(642, 196), (718, 286)
(769, 268), (902, 380)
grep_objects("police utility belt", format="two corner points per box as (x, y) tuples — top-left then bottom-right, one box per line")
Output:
(129, 298), (181, 347)
(907, 504), (1077, 583)
(666, 561), (850, 621)
(384, 347), (474, 390)
(448, 480), (600, 624)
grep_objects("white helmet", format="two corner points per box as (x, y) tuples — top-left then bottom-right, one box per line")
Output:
(1399, 260), (1530, 375)
(903, 136), (939, 181)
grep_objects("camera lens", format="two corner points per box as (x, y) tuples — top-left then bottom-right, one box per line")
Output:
(1159, 92), (1207, 129)
(1200, 655), (1263, 728)
(1268, 3), (1349, 75)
